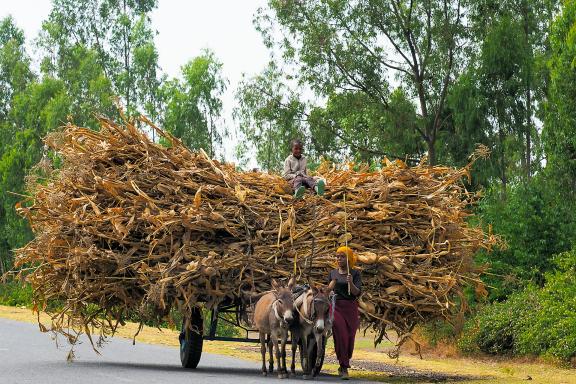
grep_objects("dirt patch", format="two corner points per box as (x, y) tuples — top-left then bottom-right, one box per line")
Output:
(237, 344), (483, 382)
(330, 355), (481, 382)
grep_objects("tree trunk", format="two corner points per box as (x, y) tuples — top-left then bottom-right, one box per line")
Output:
(522, 0), (532, 179)
(266, 122), (272, 172)
(499, 125), (507, 192)
(123, 0), (131, 112)
(426, 118), (437, 166)
(526, 86), (531, 178)
(427, 136), (436, 166)
(209, 111), (214, 158)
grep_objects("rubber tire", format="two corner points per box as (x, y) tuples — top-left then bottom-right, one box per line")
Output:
(300, 334), (325, 376)
(180, 307), (203, 369)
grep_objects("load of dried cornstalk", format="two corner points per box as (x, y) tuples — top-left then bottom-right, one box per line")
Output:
(15, 114), (496, 350)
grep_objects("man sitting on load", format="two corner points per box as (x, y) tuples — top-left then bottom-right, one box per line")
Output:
(282, 139), (325, 199)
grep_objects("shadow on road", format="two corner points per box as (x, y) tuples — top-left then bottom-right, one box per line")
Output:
(72, 361), (342, 381)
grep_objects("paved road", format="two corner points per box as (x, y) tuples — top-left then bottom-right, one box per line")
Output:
(0, 318), (375, 383)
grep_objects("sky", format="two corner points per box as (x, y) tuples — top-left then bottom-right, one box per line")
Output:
(0, 0), (273, 165)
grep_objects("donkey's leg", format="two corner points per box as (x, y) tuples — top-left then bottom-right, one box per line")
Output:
(267, 337), (274, 373)
(313, 331), (324, 377)
(259, 332), (268, 376)
(301, 332), (310, 379)
(290, 328), (299, 375)
(280, 327), (288, 376)
(271, 333), (284, 379)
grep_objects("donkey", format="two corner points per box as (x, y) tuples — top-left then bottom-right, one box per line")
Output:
(253, 277), (295, 379)
(291, 285), (333, 378)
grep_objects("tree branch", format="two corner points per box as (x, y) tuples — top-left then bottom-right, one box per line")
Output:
(324, 120), (420, 165)
(432, 0), (458, 136)
(336, 14), (412, 77)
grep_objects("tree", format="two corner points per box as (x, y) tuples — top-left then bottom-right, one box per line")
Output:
(110, 7), (159, 115)
(307, 88), (422, 164)
(476, 15), (530, 189)
(544, 0), (576, 188)
(163, 50), (227, 157)
(234, 62), (306, 171)
(0, 16), (35, 273)
(443, 0), (558, 190)
(466, 0), (559, 179)
(476, 175), (576, 299)
(0, 17), (34, 122)
(40, 0), (161, 117)
(0, 76), (71, 273)
(40, 44), (115, 129)
(256, 0), (468, 165)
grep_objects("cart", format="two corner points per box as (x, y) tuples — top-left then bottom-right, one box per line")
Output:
(179, 296), (326, 375)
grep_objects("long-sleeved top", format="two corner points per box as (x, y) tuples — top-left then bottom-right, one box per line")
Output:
(282, 154), (307, 180)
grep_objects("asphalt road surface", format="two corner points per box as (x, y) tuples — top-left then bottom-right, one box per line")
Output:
(0, 318), (375, 383)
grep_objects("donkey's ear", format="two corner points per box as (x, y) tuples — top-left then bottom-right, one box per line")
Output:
(271, 279), (279, 291)
(288, 276), (296, 290)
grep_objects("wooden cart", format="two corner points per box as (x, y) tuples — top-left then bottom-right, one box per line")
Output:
(179, 297), (325, 375)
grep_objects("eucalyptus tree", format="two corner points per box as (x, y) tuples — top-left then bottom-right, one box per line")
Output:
(163, 50), (227, 158)
(545, 0), (576, 188)
(39, 0), (161, 117)
(235, 62), (307, 171)
(254, 0), (470, 165)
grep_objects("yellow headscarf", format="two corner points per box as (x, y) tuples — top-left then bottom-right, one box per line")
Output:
(336, 246), (356, 268)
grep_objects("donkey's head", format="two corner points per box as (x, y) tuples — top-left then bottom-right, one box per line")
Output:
(309, 285), (331, 334)
(271, 277), (296, 324)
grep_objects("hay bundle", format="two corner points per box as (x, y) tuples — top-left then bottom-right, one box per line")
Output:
(15, 115), (496, 348)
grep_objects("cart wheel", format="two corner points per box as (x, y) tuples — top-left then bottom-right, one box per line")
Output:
(300, 334), (326, 376)
(180, 307), (203, 369)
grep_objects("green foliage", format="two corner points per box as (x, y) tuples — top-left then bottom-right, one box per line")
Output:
(0, 16), (34, 121)
(308, 88), (422, 164)
(444, 70), (495, 186)
(0, 3), (161, 272)
(40, 0), (161, 117)
(476, 174), (576, 299)
(201, 309), (241, 338)
(458, 286), (539, 355)
(256, 0), (468, 165)
(0, 281), (33, 307)
(0, 18), (73, 272)
(163, 50), (227, 157)
(41, 44), (115, 129)
(544, 0), (576, 186)
(447, 0), (558, 187)
(0, 76), (71, 271)
(460, 249), (576, 362)
(418, 320), (458, 348)
(234, 62), (306, 171)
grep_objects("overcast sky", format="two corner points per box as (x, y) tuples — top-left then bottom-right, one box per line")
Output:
(1, 0), (273, 165)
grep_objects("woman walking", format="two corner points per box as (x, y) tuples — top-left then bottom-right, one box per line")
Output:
(328, 246), (361, 380)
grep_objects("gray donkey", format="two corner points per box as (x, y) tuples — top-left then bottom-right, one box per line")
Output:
(291, 285), (333, 379)
(253, 277), (296, 379)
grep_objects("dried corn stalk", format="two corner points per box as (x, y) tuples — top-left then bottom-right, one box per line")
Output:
(15, 115), (497, 350)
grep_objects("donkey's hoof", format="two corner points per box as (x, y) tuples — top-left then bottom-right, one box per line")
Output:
(262, 371), (268, 377)
(303, 374), (312, 380)
(278, 373), (286, 379)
